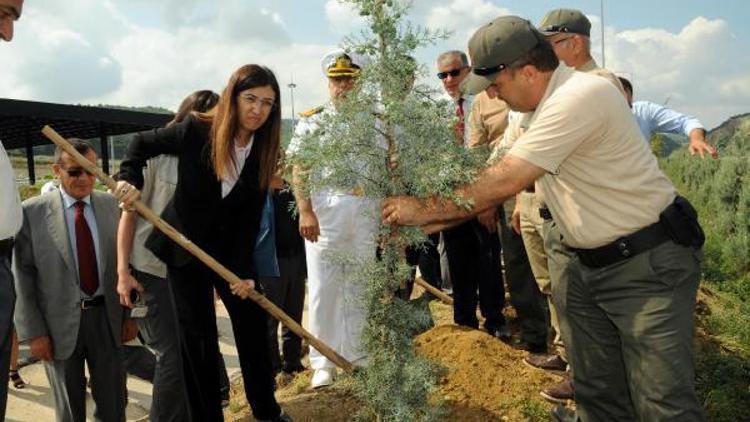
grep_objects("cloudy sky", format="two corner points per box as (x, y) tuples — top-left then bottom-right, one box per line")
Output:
(1, 0), (748, 128)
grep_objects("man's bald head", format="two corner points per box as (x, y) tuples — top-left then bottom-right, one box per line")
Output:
(0, 0), (23, 42)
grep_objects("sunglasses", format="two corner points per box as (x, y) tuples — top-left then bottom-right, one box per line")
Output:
(63, 167), (94, 178)
(437, 68), (466, 80)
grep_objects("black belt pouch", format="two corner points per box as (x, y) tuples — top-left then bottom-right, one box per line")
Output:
(658, 196), (705, 248)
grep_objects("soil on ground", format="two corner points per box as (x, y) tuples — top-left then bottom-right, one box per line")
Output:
(225, 300), (560, 421)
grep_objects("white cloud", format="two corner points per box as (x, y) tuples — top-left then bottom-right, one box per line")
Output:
(1, 0), (333, 119)
(719, 75), (750, 99)
(325, 0), (366, 35)
(593, 16), (749, 128)
(1, 2), (747, 130)
(425, 0), (511, 45)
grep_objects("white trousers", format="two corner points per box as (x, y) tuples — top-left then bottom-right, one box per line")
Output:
(305, 193), (379, 370)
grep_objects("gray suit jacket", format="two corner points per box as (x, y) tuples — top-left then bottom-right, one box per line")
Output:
(12, 190), (123, 360)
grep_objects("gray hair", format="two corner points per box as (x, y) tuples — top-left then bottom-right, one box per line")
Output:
(436, 50), (469, 68)
(54, 138), (94, 164)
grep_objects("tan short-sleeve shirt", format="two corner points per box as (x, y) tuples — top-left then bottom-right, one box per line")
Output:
(469, 92), (510, 149)
(578, 59), (627, 98)
(508, 65), (675, 248)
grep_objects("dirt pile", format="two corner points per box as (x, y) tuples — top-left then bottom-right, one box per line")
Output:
(415, 324), (558, 421)
(227, 300), (559, 421)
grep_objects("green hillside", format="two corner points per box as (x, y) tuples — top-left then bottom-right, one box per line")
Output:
(660, 113), (750, 421)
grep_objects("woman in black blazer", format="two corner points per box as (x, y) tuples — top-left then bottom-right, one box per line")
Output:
(116, 64), (290, 422)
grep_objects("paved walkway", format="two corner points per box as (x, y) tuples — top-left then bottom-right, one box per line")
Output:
(6, 302), (241, 421)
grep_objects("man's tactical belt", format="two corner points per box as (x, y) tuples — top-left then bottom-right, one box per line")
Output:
(539, 207), (553, 221)
(573, 222), (671, 268)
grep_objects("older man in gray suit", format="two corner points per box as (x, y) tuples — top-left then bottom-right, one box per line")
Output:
(13, 139), (131, 422)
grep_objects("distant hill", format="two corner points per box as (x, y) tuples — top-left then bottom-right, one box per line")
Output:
(96, 104), (174, 115)
(708, 112), (750, 150)
(651, 113), (750, 159)
(652, 133), (687, 158)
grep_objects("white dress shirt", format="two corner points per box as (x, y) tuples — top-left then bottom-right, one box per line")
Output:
(59, 188), (104, 298)
(0, 141), (23, 240)
(221, 136), (254, 198)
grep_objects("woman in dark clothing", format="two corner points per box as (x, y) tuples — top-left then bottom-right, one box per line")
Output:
(115, 64), (291, 422)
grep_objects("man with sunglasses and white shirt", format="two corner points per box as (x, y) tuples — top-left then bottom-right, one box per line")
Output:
(435, 50), (510, 342)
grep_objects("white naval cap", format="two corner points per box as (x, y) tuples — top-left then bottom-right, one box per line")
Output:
(321, 48), (370, 78)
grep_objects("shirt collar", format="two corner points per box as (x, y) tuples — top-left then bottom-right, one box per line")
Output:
(234, 134), (255, 157)
(519, 65), (575, 130)
(60, 187), (91, 209)
(577, 58), (598, 73)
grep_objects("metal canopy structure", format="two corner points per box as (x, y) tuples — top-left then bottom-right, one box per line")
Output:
(0, 98), (173, 184)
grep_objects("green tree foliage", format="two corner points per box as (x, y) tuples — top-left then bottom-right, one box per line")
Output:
(285, 1), (485, 420)
(663, 128), (750, 298)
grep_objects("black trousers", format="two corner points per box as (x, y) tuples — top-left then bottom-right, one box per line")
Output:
(129, 269), (189, 421)
(261, 252), (307, 374)
(0, 251), (15, 420)
(443, 220), (505, 330)
(169, 260), (281, 421)
(417, 233), (442, 289)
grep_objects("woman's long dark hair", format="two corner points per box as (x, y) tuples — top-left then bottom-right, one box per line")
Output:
(201, 64), (282, 190)
(168, 90), (220, 127)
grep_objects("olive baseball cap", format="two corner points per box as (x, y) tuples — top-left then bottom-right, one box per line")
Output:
(460, 15), (544, 95)
(538, 8), (591, 37)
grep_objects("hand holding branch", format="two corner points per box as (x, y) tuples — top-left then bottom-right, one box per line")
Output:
(113, 180), (140, 210)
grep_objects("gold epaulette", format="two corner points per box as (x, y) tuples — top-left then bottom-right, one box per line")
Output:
(299, 106), (324, 118)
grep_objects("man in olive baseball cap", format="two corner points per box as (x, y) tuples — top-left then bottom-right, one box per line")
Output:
(538, 8), (591, 37)
(460, 15), (545, 96)
(386, 12), (705, 422)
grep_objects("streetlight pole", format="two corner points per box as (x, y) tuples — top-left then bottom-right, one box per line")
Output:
(601, 0), (606, 67)
(287, 76), (297, 128)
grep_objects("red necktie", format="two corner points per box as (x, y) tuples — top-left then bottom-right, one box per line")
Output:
(74, 201), (99, 296)
(455, 97), (465, 144)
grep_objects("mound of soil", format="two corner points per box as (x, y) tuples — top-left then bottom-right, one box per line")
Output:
(415, 324), (558, 421)
(227, 299), (559, 421)
(225, 372), (360, 422)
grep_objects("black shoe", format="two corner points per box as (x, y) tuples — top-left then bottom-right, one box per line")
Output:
(487, 324), (512, 341)
(282, 363), (305, 374)
(511, 340), (547, 354)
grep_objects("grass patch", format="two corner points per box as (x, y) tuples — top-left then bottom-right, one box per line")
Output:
(695, 285), (750, 422)
(518, 398), (549, 422)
